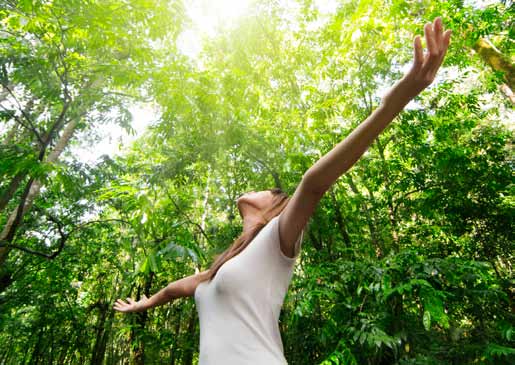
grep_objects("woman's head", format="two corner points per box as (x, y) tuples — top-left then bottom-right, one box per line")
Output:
(199, 188), (289, 284)
(236, 188), (289, 223)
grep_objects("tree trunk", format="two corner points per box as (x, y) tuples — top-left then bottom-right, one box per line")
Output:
(0, 118), (78, 268)
(28, 325), (44, 365)
(0, 172), (25, 215)
(0, 124), (38, 216)
(4, 118), (79, 224)
(181, 305), (198, 365)
(129, 273), (154, 365)
(170, 304), (183, 365)
(91, 301), (113, 365)
(375, 135), (399, 251)
(499, 83), (515, 104)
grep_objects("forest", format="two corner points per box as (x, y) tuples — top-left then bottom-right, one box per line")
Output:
(0, 0), (513, 364)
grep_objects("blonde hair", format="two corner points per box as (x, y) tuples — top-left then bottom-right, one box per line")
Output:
(199, 188), (289, 284)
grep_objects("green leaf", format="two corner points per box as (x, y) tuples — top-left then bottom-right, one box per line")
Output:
(484, 343), (515, 358)
(423, 310), (431, 331)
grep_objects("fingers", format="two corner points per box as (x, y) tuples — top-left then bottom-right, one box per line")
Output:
(113, 299), (128, 311)
(422, 17), (452, 75)
(435, 29), (452, 68)
(424, 22), (437, 62)
(413, 35), (423, 69)
(443, 29), (452, 51)
(406, 16), (452, 91)
(114, 299), (127, 307)
(113, 298), (137, 312)
(434, 17), (443, 51)
(430, 22), (451, 74)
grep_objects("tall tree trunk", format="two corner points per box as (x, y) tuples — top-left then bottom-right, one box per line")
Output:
(0, 172), (25, 215)
(0, 118), (78, 268)
(90, 301), (113, 365)
(0, 103), (43, 215)
(4, 118), (79, 226)
(170, 304), (183, 365)
(181, 305), (198, 365)
(0, 124), (34, 214)
(129, 273), (154, 365)
(28, 325), (44, 365)
(0, 180), (36, 294)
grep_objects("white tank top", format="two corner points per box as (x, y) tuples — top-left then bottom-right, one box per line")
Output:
(194, 214), (304, 364)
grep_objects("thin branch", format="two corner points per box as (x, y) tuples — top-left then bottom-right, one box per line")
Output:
(164, 190), (212, 244)
(0, 242), (65, 259)
(242, 149), (283, 189)
(102, 91), (153, 102)
(72, 218), (134, 233)
(391, 183), (441, 217)
(0, 82), (44, 144)
(48, 6), (72, 102)
(0, 104), (31, 131)
(0, 217), (134, 259)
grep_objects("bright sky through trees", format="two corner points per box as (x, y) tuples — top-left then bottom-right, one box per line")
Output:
(68, 0), (344, 164)
(73, 0), (262, 164)
(69, 0), (507, 164)
(68, 104), (157, 164)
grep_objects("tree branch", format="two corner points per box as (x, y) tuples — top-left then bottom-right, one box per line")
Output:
(0, 81), (44, 144)
(165, 190), (211, 245)
(0, 217), (134, 260)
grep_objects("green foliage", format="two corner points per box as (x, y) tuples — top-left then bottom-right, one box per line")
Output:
(319, 338), (358, 365)
(1, 0), (513, 364)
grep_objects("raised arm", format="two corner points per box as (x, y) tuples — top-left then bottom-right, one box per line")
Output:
(278, 17), (451, 257)
(113, 270), (209, 313)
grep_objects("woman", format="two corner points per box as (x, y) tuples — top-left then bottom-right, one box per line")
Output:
(114, 17), (451, 364)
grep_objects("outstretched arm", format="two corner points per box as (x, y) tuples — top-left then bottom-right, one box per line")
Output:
(113, 270), (209, 313)
(278, 17), (451, 257)
(304, 18), (451, 193)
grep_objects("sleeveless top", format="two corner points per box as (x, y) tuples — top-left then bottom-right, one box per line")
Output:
(194, 215), (304, 365)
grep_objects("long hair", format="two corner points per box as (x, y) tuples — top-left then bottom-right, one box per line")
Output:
(198, 188), (289, 284)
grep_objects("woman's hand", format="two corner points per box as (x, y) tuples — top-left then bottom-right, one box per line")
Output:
(383, 16), (452, 106)
(298, 17), (452, 202)
(113, 294), (149, 313)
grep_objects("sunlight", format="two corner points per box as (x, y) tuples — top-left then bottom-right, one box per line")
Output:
(191, 0), (253, 35)
(178, 0), (339, 59)
(178, 0), (252, 58)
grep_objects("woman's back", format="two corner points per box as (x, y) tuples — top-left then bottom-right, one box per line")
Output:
(194, 215), (304, 365)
